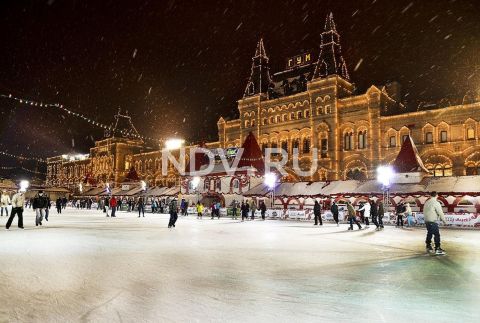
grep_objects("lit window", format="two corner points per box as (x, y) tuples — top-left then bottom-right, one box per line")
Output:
(389, 136), (396, 147)
(303, 138), (310, 153)
(425, 132), (433, 144)
(467, 128), (475, 140)
(440, 130), (448, 143)
(402, 135), (408, 143)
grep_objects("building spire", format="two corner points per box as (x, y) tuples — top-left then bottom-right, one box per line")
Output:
(312, 12), (350, 81)
(243, 38), (273, 98)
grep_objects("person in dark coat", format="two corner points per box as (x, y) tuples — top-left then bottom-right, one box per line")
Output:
(260, 201), (267, 220)
(377, 201), (385, 229)
(168, 199), (178, 228)
(370, 200), (380, 230)
(347, 201), (362, 230)
(137, 197), (145, 217)
(56, 197), (62, 214)
(396, 202), (405, 227)
(241, 202), (248, 221)
(33, 191), (48, 226)
(313, 200), (322, 225)
(330, 201), (339, 226)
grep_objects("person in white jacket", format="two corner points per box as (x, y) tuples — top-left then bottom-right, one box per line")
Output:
(358, 200), (371, 229)
(6, 190), (25, 229)
(1, 191), (11, 217)
(423, 191), (447, 255)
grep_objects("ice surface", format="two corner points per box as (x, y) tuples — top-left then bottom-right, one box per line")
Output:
(1, 209), (479, 322)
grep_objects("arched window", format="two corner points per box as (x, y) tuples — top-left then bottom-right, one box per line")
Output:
(290, 112), (295, 120)
(292, 139), (300, 151)
(297, 111), (303, 119)
(317, 107), (323, 115)
(216, 179), (222, 191)
(305, 110), (310, 118)
(389, 136), (396, 147)
(251, 119), (255, 127)
(358, 131), (367, 149)
(269, 116), (274, 124)
(344, 132), (353, 151)
(283, 114), (288, 122)
(325, 105), (332, 114)
(281, 141), (288, 152)
(346, 168), (367, 180)
(303, 138), (311, 153)
(204, 179), (210, 191)
(276, 115), (281, 123)
(263, 118), (268, 125)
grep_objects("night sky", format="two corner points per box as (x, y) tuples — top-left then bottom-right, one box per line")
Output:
(1, 0), (479, 179)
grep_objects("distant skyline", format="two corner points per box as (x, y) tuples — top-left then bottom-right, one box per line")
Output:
(1, 0), (480, 178)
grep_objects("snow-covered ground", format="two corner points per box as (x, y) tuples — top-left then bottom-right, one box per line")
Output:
(1, 208), (479, 323)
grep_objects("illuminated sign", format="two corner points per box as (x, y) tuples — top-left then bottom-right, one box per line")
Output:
(287, 52), (312, 69)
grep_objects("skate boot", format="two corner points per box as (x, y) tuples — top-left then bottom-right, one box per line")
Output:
(435, 248), (446, 255)
(426, 245), (434, 254)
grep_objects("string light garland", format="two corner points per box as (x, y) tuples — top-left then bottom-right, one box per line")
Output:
(0, 150), (46, 163)
(0, 93), (160, 142)
(0, 165), (46, 175)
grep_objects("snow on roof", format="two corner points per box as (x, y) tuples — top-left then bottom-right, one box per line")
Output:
(244, 176), (480, 197)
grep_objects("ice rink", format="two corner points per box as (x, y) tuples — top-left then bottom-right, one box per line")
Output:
(1, 208), (479, 323)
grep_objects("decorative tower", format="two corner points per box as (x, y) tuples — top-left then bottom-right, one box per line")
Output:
(312, 13), (350, 80)
(243, 38), (273, 98)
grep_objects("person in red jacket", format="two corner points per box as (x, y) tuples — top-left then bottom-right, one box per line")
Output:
(109, 196), (117, 218)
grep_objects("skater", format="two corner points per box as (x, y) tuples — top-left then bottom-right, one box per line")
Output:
(45, 195), (51, 221)
(396, 202), (405, 228)
(370, 199), (380, 230)
(231, 200), (238, 219)
(424, 192), (447, 255)
(347, 201), (362, 230)
(313, 200), (322, 225)
(250, 200), (257, 220)
(168, 198), (178, 228)
(196, 202), (203, 219)
(358, 200), (371, 228)
(110, 196), (117, 217)
(216, 201), (221, 218)
(377, 201), (385, 229)
(241, 201), (248, 221)
(56, 197), (62, 214)
(405, 203), (415, 227)
(33, 190), (48, 226)
(1, 190), (11, 217)
(137, 197), (145, 217)
(260, 201), (267, 220)
(210, 202), (216, 220)
(330, 200), (339, 226)
(6, 189), (25, 230)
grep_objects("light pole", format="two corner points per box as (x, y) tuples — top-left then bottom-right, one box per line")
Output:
(376, 166), (394, 214)
(191, 176), (201, 204)
(264, 173), (277, 208)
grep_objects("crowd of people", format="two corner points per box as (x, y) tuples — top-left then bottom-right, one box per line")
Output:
(1, 189), (448, 255)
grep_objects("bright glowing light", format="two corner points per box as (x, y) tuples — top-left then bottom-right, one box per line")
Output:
(106, 182), (110, 193)
(79, 183), (83, 193)
(377, 166), (395, 187)
(141, 180), (147, 191)
(165, 138), (185, 150)
(264, 173), (277, 189)
(191, 176), (200, 190)
(19, 180), (29, 192)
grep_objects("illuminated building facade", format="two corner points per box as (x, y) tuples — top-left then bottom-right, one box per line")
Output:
(217, 13), (480, 181)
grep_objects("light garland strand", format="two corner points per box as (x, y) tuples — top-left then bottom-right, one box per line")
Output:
(0, 165), (46, 175)
(0, 93), (160, 142)
(0, 150), (46, 163)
